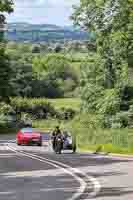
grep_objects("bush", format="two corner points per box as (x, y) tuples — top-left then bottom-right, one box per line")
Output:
(0, 102), (14, 115)
(31, 103), (56, 119)
(55, 107), (76, 120)
(11, 98), (56, 119)
(11, 97), (77, 120)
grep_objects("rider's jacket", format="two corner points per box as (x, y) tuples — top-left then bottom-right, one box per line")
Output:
(52, 129), (63, 140)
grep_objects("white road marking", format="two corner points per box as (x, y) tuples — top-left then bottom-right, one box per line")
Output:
(8, 144), (101, 199)
(40, 187), (82, 192)
(0, 139), (51, 152)
(0, 140), (101, 199)
(0, 191), (15, 195)
(8, 145), (86, 200)
(0, 145), (11, 151)
(24, 151), (101, 198)
(0, 153), (17, 157)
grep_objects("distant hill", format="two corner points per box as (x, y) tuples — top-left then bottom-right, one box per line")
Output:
(6, 23), (89, 42)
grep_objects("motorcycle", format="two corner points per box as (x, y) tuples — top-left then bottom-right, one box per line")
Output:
(53, 135), (63, 154)
(51, 131), (77, 154)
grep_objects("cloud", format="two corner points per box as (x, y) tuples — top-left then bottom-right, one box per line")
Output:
(6, 0), (79, 25)
(14, 0), (79, 8)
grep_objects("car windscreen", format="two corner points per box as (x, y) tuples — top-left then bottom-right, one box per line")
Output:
(21, 128), (33, 134)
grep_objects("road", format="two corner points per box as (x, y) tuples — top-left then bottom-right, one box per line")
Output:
(0, 134), (133, 200)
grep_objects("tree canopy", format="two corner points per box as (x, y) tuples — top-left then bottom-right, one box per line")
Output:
(72, 0), (133, 127)
(0, 0), (13, 13)
(0, 0), (14, 102)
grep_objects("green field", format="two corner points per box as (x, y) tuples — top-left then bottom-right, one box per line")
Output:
(48, 98), (81, 110)
(11, 97), (81, 111)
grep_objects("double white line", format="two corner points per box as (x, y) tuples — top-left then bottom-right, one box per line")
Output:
(7, 144), (101, 200)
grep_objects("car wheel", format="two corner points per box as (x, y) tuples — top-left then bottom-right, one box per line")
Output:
(17, 141), (21, 146)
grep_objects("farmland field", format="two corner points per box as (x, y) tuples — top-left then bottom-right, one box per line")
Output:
(48, 98), (81, 110)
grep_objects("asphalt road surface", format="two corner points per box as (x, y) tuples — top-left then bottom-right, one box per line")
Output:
(0, 134), (133, 200)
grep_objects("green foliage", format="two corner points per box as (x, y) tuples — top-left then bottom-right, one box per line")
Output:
(0, 48), (12, 98)
(10, 61), (32, 97)
(96, 89), (120, 115)
(11, 97), (78, 121)
(128, 105), (133, 128)
(0, 0), (14, 102)
(32, 54), (79, 98)
(33, 113), (133, 154)
(69, 114), (133, 152)
(72, 0), (133, 127)
(31, 44), (41, 53)
(5, 41), (83, 98)
(0, 102), (16, 128)
(0, 102), (14, 115)
(47, 98), (80, 110)
(0, 0), (13, 13)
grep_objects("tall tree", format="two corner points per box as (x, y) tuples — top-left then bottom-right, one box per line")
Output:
(0, 0), (14, 103)
(72, 0), (133, 127)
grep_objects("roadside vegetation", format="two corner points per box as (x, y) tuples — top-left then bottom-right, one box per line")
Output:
(0, 0), (133, 154)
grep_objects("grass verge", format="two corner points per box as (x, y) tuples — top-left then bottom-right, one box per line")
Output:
(33, 119), (133, 155)
(79, 144), (133, 155)
(0, 127), (18, 134)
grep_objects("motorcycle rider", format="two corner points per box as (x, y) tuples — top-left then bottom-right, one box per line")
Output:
(51, 126), (63, 150)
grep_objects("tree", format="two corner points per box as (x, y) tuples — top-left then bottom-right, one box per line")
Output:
(53, 43), (62, 53)
(32, 54), (78, 98)
(0, 0), (13, 13)
(10, 61), (32, 97)
(0, 0), (14, 103)
(31, 44), (41, 53)
(72, 0), (133, 127)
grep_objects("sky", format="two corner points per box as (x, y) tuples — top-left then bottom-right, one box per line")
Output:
(6, 0), (80, 26)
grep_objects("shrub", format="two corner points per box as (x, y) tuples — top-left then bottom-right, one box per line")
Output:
(10, 97), (77, 120)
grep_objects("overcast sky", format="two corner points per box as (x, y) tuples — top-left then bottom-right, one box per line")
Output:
(6, 0), (79, 26)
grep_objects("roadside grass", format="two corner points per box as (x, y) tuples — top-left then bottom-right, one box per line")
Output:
(75, 127), (133, 155)
(71, 62), (81, 76)
(79, 143), (133, 155)
(33, 118), (133, 155)
(0, 127), (18, 134)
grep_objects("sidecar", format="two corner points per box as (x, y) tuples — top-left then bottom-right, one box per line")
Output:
(63, 131), (77, 153)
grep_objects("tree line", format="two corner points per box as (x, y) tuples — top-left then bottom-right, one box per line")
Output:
(0, 41), (82, 99)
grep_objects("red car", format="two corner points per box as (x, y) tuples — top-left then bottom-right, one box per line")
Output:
(16, 128), (42, 146)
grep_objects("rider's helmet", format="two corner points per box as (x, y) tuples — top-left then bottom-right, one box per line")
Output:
(55, 126), (62, 137)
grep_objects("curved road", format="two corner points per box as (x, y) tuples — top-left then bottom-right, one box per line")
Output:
(0, 134), (133, 200)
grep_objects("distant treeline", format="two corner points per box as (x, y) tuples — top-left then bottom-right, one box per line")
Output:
(5, 23), (90, 42)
